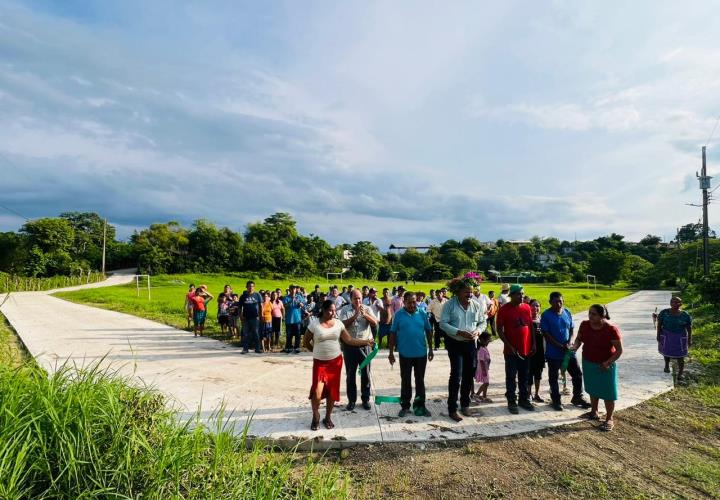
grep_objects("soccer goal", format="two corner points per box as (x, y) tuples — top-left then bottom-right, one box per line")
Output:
(586, 274), (597, 291)
(326, 272), (344, 284)
(134, 274), (151, 299)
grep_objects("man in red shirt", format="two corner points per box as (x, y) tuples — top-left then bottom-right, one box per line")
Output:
(496, 284), (536, 414)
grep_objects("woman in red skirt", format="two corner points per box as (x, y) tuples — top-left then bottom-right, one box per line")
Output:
(303, 299), (375, 430)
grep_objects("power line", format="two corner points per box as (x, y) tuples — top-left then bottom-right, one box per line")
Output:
(706, 114), (720, 147)
(0, 202), (29, 221)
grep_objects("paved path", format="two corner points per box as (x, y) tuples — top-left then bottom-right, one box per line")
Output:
(1, 276), (673, 447)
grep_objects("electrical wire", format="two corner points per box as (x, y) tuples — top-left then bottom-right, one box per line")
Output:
(706, 114), (720, 147)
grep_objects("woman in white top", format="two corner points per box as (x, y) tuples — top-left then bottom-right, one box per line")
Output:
(303, 300), (374, 430)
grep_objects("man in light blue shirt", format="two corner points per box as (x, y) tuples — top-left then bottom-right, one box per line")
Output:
(388, 292), (434, 417)
(440, 276), (486, 422)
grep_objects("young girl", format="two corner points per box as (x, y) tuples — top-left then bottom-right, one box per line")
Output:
(473, 331), (492, 403)
(217, 294), (229, 336)
(261, 292), (273, 352)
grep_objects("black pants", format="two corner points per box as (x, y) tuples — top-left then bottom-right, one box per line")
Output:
(271, 317), (282, 344)
(445, 336), (476, 413)
(431, 317), (445, 349)
(400, 355), (427, 410)
(343, 345), (371, 404)
(488, 316), (497, 336)
(547, 356), (583, 404)
(505, 354), (530, 404)
(285, 323), (300, 350)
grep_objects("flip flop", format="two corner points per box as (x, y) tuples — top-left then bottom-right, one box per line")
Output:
(600, 420), (614, 432)
(322, 418), (335, 430)
(310, 419), (319, 431)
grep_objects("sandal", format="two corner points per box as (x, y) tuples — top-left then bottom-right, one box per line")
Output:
(322, 418), (335, 430)
(310, 419), (319, 431)
(600, 420), (614, 432)
(579, 411), (600, 421)
(481, 397), (493, 403)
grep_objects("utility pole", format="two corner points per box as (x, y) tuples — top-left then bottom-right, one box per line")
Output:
(101, 218), (107, 276)
(699, 146), (711, 276)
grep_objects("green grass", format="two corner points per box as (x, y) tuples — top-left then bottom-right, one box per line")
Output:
(0, 358), (348, 499)
(1, 272), (105, 293)
(0, 312), (29, 368)
(55, 273), (632, 339)
(662, 297), (720, 497)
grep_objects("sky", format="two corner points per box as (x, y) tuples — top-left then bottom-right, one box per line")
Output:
(1, 0), (719, 248)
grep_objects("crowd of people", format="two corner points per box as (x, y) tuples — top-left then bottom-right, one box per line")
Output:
(183, 274), (689, 432)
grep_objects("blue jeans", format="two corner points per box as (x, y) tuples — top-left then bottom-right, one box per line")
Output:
(242, 317), (260, 351)
(504, 353), (530, 404)
(547, 356), (583, 404)
(446, 336), (476, 413)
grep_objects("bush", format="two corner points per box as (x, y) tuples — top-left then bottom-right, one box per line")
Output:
(0, 362), (347, 499)
(697, 263), (720, 306)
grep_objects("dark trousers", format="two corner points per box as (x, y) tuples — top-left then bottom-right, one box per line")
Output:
(547, 356), (583, 404)
(431, 317), (445, 349)
(343, 345), (371, 404)
(504, 354), (530, 404)
(399, 355), (427, 410)
(488, 316), (497, 336)
(242, 317), (260, 351)
(285, 323), (301, 350)
(446, 336), (476, 413)
(271, 317), (282, 344)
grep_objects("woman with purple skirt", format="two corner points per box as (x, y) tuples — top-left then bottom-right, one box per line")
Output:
(656, 296), (692, 380)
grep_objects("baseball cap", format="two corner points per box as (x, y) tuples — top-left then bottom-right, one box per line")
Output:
(509, 284), (524, 295)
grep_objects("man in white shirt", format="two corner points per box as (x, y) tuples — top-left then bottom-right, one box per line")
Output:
(497, 283), (511, 306)
(428, 289), (448, 349)
(338, 289), (378, 411)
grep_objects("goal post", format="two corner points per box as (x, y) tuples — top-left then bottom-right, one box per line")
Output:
(134, 274), (151, 300)
(586, 274), (597, 291)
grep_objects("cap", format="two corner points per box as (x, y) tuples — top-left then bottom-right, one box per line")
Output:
(509, 284), (524, 295)
(501, 283), (510, 291)
(369, 287), (377, 292)
(398, 285), (406, 291)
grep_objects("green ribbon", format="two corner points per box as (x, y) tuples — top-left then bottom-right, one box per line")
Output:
(358, 343), (379, 373)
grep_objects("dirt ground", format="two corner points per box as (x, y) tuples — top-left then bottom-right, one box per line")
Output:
(333, 384), (720, 499)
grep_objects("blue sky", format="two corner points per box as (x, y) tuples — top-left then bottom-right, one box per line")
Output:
(1, 0), (719, 247)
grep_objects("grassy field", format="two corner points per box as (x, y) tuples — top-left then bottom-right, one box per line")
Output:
(0, 312), (347, 499)
(56, 273), (632, 342)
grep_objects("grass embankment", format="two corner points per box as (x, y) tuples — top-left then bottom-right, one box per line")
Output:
(56, 273), (631, 343)
(0, 313), (347, 499)
(337, 296), (720, 499)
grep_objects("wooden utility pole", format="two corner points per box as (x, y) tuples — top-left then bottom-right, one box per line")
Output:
(700, 147), (711, 276)
(102, 218), (107, 276)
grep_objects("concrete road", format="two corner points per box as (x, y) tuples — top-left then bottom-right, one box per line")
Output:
(1, 278), (673, 447)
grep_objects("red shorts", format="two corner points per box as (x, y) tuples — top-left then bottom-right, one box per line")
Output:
(309, 354), (343, 402)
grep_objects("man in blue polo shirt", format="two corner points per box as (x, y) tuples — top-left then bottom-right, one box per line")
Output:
(283, 284), (306, 354)
(388, 292), (434, 417)
(540, 291), (591, 410)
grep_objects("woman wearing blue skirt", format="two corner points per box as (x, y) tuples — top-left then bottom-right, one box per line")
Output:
(572, 304), (623, 432)
(656, 296), (692, 380)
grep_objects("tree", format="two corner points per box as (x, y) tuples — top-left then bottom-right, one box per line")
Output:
(639, 234), (662, 246)
(588, 249), (627, 285)
(131, 222), (190, 274)
(676, 222), (716, 244)
(60, 212), (116, 267)
(349, 241), (385, 279)
(0, 232), (26, 273)
(440, 249), (475, 276)
(20, 218), (76, 276)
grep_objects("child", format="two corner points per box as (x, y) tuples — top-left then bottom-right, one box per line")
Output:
(191, 286), (213, 337)
(473, 332), (492, 403)
(261, 292), (273, 352)
(217, 294), (229, 336)
(228, 293), (240, 338)
(184, 284), (196, 329)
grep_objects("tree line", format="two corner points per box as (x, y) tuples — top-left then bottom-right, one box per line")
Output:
(0, 211), (716, 287)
